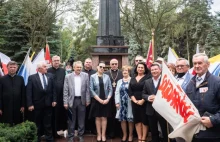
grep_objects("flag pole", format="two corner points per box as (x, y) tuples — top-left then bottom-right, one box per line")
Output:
(151, 29), (155, 62)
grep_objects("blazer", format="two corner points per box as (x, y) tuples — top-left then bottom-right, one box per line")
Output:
(115, 79), (133, 119)
(26, 73), (56, 109)
(175, 71), (193, 92)
(90, 73), (112, 98)
(142, 78), (160, 116)
(63, 72), (90, 108)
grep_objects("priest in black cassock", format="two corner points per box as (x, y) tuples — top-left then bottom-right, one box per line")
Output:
(82, 58), (96, 134)
(104, 59), (123, 138)
(0, 61), (25, 125)
(47, 55), (67, 137)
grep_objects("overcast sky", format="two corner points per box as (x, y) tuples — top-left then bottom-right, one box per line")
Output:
(62, 0), (220, 29)
(210, 0), (220, 15)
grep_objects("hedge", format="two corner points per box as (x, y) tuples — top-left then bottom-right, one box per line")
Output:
(0, 121), (37, 142)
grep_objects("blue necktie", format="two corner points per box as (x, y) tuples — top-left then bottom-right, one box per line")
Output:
(196, 77), (202, 82)
(42, 74), (47, 90)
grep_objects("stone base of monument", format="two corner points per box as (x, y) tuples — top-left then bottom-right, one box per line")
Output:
(91, 45), (129, 69)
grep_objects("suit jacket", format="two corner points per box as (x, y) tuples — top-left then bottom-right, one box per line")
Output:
(63, 72), (90, 108)
(142, 78), (160, 116)
(26, 73), (56, 109)
(90, 73), (113, 98)
(180, 71), (193, 92)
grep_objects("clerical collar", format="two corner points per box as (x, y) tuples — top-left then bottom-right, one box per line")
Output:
(8, 74), (16, 77)
(52, 66), (59, 70)
(84, 68), (92, 71)
(177, 72), (186, 78)
(111, 69), (118, 72)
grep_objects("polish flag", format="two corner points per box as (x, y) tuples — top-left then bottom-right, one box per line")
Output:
(45, 44), (51, 64)
(0, 52), (11, 75)
(146, 40), (153, 68)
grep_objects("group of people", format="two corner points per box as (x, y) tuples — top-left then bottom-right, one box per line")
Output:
(0, 53), (220, 142)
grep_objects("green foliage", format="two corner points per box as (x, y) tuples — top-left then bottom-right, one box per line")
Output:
(71, 0), (98, 61)
(0, 0), (30, 63)
(0, 121), (37, 142)
(0, 0), (62, 64)
(121, 0), (220, 63)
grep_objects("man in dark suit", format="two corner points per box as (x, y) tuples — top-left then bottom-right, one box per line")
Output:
(142, 62), (168, 142)
(26, 61), (57, 142)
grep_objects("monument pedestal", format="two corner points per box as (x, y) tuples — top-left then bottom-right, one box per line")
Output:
(91, 45), (129, 69)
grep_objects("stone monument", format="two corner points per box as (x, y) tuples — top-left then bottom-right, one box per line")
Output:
(91, 0), (129, 69)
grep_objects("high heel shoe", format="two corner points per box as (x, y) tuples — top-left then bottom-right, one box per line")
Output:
(101, 138), (106, 142)
(121, 140), (126, 142)
(97, 140), (101, 142)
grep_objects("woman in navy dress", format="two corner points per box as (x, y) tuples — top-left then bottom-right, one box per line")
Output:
(115, 65), (133, 142)
(129, 62), (151, 142)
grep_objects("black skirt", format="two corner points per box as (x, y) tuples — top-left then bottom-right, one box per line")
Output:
(89, 76), (112, 118)
(89, 98), (112, 118)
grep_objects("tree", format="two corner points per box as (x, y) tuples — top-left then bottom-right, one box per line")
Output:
(120, 0), (184, 61)
(0, 0), (29, 63)
(71, 0), (98, 61)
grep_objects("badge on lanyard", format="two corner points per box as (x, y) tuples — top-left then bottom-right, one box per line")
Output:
(199, 87), (208, 93)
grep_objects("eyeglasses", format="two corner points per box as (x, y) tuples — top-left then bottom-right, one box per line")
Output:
(176, 65), (187, 68)
(111, 63), (118, 65)
(99, 66), (105, 68)
(135, 60), (142, 62)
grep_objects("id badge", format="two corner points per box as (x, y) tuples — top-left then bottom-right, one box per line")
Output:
(199, 87), (208, 93)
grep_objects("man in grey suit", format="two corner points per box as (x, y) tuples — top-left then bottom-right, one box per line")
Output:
(63, 61), (90, 142)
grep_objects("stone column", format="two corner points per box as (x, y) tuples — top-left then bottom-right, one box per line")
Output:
(98, 0), (121, 36)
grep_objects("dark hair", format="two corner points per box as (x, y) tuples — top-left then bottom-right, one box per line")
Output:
(98, 61), (105, 66)
(134, 62), (149, 75)
(7, 61), (18, 67)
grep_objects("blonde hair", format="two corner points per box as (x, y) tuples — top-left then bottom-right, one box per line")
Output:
(122, 65), (132, 73)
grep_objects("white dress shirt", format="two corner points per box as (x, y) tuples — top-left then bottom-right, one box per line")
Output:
(74, 72), (82, 97)
(148, 76), (161, 101)
(38, 72), (48, 89)
(152, 76), (161, 88)
(196, 73), (206, 87)
(176, 73), (186, 86)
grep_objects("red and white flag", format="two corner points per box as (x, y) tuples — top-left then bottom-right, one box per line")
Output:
(0, 52), (11, 75)
(152, 62), (205, 142)
(45, 44), (51, 64)
(146, 40), (153, 68)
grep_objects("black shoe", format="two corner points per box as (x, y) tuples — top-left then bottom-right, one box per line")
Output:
(97, 140), (101, 142)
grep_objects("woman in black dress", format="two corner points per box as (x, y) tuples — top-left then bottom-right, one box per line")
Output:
(129, 62), (151, 142)
(89, 62), (113, 142)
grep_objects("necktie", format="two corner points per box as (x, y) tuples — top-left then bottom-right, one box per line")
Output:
(42, 74), (47, 90)
(196, 76), (202, 82)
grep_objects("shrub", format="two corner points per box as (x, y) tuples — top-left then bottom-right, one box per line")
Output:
(0, 121), (37, 142)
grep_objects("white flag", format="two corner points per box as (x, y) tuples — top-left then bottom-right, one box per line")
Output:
(152, 62), (206, 142)
(167, 47), (178, 64)
(30, 49), (45, 74)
